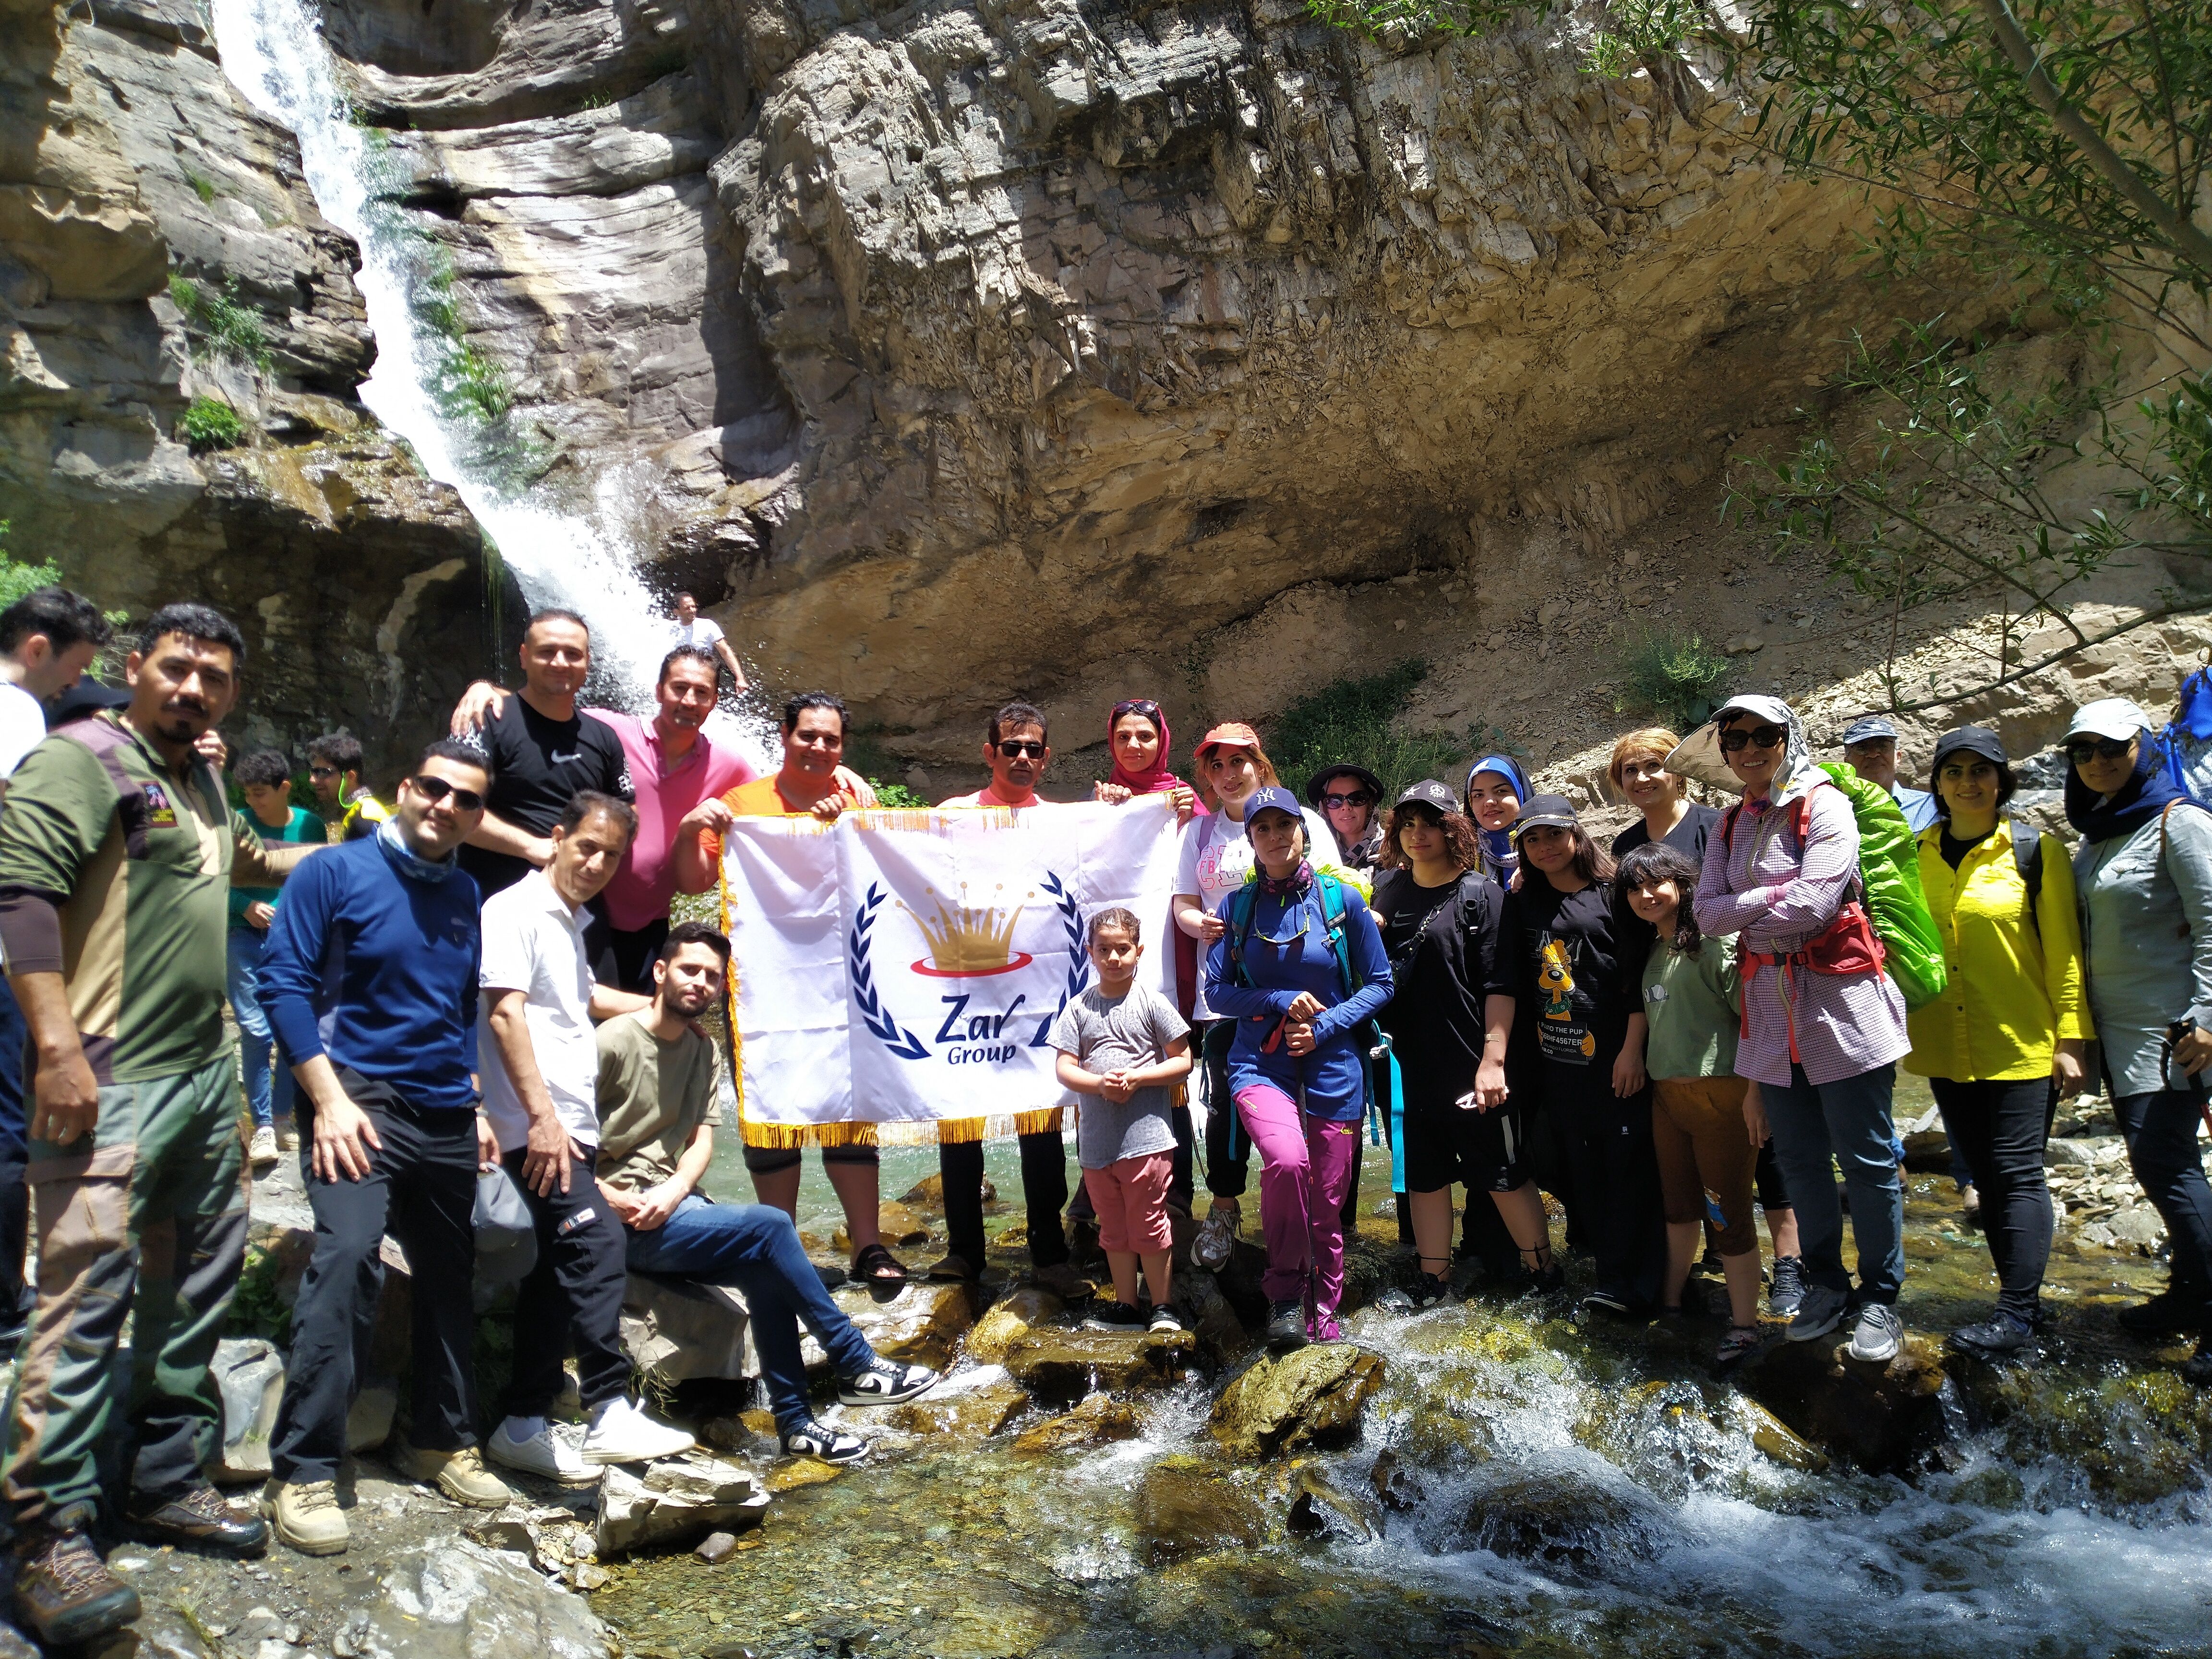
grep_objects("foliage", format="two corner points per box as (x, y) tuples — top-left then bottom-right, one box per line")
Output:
(224, 1244), (292, 1345)
(181, 168), (217, 205)
(177, 395), (246, 451)
(869, 780), (929, 808)
(167, 274), (272, 370)
(1265, 659), (1474, 804)
(0, 524), (131, 656)
(1617, 629), (1733, 729)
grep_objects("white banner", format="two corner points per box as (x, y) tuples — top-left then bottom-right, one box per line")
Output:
(721, 797), (1185, 1144)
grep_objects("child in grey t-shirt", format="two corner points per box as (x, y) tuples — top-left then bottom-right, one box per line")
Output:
(1049, 908), (1192, 1333)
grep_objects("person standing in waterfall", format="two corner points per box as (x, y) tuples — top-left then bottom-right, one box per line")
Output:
(662, 591), (748, 693)
(2063, 698), (2212, 1386)
(1205, 787), (1393, 1351)
(450, 644), (758, 990)
(1905, 727), (2091, 1360)
(451, 609), (633, 903)
(1689, 695), (1913, 1364)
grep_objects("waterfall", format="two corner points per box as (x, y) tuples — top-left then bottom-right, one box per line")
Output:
(208, 0), (755, 749)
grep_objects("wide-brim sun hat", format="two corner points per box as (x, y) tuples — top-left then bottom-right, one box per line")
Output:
(1663, 694), (1815, 802)
(1304, 763), (1383, 808)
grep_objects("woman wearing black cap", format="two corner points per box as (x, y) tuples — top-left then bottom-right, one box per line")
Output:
(1906, 728), (2092, 1358)
(1371, 781), (1554, 1305)
(1497, 795), (1660, 1316)
(1308, 765), (1385, 870)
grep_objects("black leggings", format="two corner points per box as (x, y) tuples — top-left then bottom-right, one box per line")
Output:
(1929, 1077), (2055, 1322)
(1200, 1020), (1250, 1200)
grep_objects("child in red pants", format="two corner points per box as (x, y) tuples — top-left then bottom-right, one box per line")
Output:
(1050, 908), (1193, 1331)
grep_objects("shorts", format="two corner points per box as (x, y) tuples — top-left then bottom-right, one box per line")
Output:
(1651, 1076), (1758, 1256)
(742, 1141), (881, 1175)
(1401, 1090), (1529, 1195)
(1082, 1153), (1174, 1254)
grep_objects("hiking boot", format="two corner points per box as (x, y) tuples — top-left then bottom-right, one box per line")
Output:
(1951, 1312), (2033, 1359)
(264, 1481), (348, 1557)
(1846, 1301), (1903, 1364)
(2117, 1288), (2204, 1336)
(123, 1482), (267, 1555)
(1147, 1303), (1184, 1334)
(781, 1419), (867, 1463)
(488, 1418), (596, 1486)
(1193, 1200), (1240, 1271)
(1265, 1300), (1308, 1353)
(395, 1443), (514, 1508)
(837, 1356), (939, 1406)
(580, 1397), (697, 1466)
(1030, 1262), (1094, 1300)
(11, 1520), (140, 1646)
(1786, 1282), (1849, 1342)
(1767, 1255), (1808, 1321)
(1082, 1300), (1146, 1333)
(247, 1124), (279, 1171)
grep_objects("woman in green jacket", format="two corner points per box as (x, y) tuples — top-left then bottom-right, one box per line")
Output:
(1905, 728), (2091, 1358)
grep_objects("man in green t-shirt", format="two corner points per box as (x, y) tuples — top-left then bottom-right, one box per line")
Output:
(0, 604), (320, 1648)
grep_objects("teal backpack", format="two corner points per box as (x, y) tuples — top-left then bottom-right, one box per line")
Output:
(1223, 873), (1406, 1190)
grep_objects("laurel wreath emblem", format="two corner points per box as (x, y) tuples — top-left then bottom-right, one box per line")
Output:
(850, 883), (930, 1061)
(1026, 870), (1088, 1046)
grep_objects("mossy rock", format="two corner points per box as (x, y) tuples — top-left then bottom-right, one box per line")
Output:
(1133, 1462), (1269, 1565)
(1011, 1391), (1141, 1454)
(1209, 1345), (1384, 1459)
(1736, 1331), (1949, 1473)
(1004, 1327), (1197, 1404)
(1453, 1467), (1677, 1570)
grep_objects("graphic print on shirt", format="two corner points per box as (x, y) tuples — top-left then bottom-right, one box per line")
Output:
(1535, 932), (1597, 1063)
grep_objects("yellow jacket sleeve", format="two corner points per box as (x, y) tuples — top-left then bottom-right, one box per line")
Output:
(2035, 829), (2094, 1042)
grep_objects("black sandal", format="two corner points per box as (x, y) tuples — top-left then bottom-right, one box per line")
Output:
(852, 1242), (909, 1286)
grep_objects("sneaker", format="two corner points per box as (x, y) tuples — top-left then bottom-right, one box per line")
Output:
(123, 1482), (267, 1555)
(781, 1419), (867, 1463)
(1193, 1200), (1240, 1271)
(2117, 1288), (2205, 1336)
(263, 1480), (348, 1557)
(837, 1356), (939, 1406)
(1030, 1262), (1094, 1300)
(1147, 1303), (1184, 1334)
(1578, 1287), (1633, 1319)
(1715, 1324), (1763, 1368)
(394, 1443), (515, 1508)
(11, 1522), (140, 1646)
(580, 1397), (697, 1466)
(1786, 1282), (1849, 1342)
(488, 1418), (597, 1486)
(1265, 1300), (1308, 1353)
(247, 1124), (279, 1171)
(1950, 1312), (2033, 1359)
(1082, 1301), (1146, 1333)
(1767, 1255), (1807, 1320)
(1846, 1301), (1903, 1364)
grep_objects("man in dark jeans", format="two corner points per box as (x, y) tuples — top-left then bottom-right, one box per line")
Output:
(258, 741), (517, 1557)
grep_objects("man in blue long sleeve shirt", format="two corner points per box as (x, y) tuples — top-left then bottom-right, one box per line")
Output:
(256, 740), (516, 1556)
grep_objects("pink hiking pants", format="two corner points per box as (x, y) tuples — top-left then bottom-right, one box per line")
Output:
(1233, 1082), (1362, 1320)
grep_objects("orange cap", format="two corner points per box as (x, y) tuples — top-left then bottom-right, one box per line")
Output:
(1195, 722), (1261, 755)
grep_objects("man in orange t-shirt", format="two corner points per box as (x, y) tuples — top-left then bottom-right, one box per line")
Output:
(671, 691), (901, 1284)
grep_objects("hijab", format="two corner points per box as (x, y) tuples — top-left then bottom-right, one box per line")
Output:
(2065, 721), (2193, 842)
(1107, 698), (1201, 806)
(1466, 754), (1531, 878)
(1665, 694), (1819, 808)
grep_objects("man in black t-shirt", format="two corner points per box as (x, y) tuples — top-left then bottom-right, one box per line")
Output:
(454, 610), (633, 901)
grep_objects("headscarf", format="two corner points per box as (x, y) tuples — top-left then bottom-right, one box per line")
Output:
(2065, 716), (2192, 842)
(377, 816), (456, 884)
(1466, 754), (1531, 879)
(1665, 694), (1819, 807)
(1107, 697), (1199, 806)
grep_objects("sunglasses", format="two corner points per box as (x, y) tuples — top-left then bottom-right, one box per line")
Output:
(407, 774), (485, 813)
(2065, 736), (2133, 765)
(1719, 724), (1789, 754)
(1322, 792), (1374, 809)
(308, 765), (339, 779)
(996, 740), (1046, 759)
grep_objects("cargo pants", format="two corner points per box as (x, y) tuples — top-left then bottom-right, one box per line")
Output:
(2, 1054), (247, 1533)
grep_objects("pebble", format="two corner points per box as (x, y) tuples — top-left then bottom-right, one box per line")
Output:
(695, 1531), (739, 1563)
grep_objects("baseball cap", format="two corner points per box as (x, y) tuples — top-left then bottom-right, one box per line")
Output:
(1930, 726), (2008, 768)
(1839, 715), (1899, 746)
(1242, 785), (1303, 838)
(2063, 698), (2151, 743)
(1196, 722), (1261, 756)
(1511, 793), (1580, 841)
(1394, 779), (1458, 816)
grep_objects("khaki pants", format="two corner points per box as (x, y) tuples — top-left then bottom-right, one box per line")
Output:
(1650, 1076), (1758, 1257)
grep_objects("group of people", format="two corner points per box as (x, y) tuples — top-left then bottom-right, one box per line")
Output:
(0, 579), (2204, 1651)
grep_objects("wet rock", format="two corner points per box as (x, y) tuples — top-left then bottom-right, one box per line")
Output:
(621, 1275), (751, 1384)
(1132, 1460), (1268, 1566)
(897, 1175), (992, 1212)
(763, 1457), (844, 1492)
(359, 1539), (609, 1658)
(595, 1455), (767, 1556)
(1737, 1332), (1949, 1473)
(695, 1530), (739, 1563)
(1369, 1447), (1428, 1513)
(890, 1374), (1029, 1441)
(466, 1516), (537, 1555)
(1181, 1273), (1255, 1362)
(1209, 1346), (1385, 1459)
(210, 1337), (285, 1483)
(1455, 1468), (1675, 1570)
(812, 1280), (977, 1371)
(964, 1287), (1065, 1364)
(833, 1201), (930, 1251)
(1286, 1465), (1380, 1541)
(1726, 1397), (1830, 1473)
(1947, 1352), (2212, 1504)
(1011, 1391), (1140, 1455)
(1003, 1327), (1198, 1404)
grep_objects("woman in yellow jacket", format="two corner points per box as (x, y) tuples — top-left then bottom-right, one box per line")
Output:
(1906, 728), (2093, 1358)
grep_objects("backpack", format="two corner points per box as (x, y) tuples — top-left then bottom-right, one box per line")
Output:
(2156, 664), (2212, 806)
(1719, 762), (1948, 1011)
(1225, 873), (1406, 1190)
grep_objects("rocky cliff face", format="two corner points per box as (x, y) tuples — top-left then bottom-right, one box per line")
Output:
(0, 0), (2043, 768)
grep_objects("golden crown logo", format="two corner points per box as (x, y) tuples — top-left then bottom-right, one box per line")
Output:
(900, 884), (1036, 978)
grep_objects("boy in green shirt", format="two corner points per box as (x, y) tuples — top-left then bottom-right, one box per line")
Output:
(229, 750), (322, 1170)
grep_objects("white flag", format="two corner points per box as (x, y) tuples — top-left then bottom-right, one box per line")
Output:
(720, 797), (1184, 1145)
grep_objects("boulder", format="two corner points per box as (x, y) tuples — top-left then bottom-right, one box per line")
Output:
(1368, 1448), (1427, 1513)
(353, 1539), (610, 1658)
(1736, 1332), (1949, 1473)
(1455, 1468), (1676, 1569)
(594, 1454), (768, 1556)
(805, 1279), (977, 1372)
(1286, 1465), (1380, 1541)
(1131, 1459), (1267, 1566)
(898, 1174), (992, 1211)
(1208, 1346), (1385, 1459)
(963, 1286), (1065, 1364)
(890, 1372), (1030, 1441)
(209, 1339), (398, 1483)
(834, 1201), (931, 1251)
(622, 1274), (751, 1384)
(1003, 1327), (1198, 1404)
(1011, 1391), (1140, 1455)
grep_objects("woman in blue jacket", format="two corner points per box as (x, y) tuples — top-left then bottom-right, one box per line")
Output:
(1205, 787), (1393, 1351)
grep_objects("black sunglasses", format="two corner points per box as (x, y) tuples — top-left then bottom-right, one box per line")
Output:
(407, 774), (485, 813)
(2065, 736), (2132, 765)
(996, 740), (1046, 759)
(1322, 792), (1374, 809)
(308, 764), (339, 779)
(1719, 724), (1789, 753)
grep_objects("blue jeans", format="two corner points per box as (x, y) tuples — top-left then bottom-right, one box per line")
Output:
(624, 1196), (877, 1433)
(226, 927), (291, 1130)
(2114, 1090), (2212, 1317)
(1764, 1061), (1904, 1305)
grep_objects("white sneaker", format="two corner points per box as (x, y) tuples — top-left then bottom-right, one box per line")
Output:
(487, 1418), (597, 1486)
(248, 1125), (279, 1170)
(579, 1397), (696, 1466)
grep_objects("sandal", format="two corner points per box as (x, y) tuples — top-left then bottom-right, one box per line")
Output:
(851, 1242), (909, 1287)
(1715, 1324), (1762, 1367)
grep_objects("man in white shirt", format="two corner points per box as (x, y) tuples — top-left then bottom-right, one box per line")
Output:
(0, 586), (110, 1362)
(477, 790), (695, 1480)
(664, 593), (747, 693)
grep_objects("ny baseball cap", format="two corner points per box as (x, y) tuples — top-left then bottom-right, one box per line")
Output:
(1242, 785), (1303, 837)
